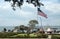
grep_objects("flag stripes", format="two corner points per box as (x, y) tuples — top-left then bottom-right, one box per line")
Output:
(38, 8), (47, 18)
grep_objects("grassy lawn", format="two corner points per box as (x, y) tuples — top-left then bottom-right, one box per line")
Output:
(10, 33), (48, 38)
(1, 32), (60, 38)
(0, 32), (48, 38)
(51, 34), (60, 39)
(11, 33), (38, 38)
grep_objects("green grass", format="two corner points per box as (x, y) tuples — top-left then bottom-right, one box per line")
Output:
(29, 33), (37, 37)
(51, 35), (60, 39)
(11, 33), (48, 38)
(0, 32), (48, 38)
(11, 33), (37, 38)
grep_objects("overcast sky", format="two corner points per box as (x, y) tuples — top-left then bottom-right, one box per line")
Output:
(0, 0), (60, 26)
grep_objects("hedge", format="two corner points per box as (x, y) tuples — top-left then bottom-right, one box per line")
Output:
(11, 33), (48, 38)
(0, 32), (48, 38)
(0, 32), (20, 38)
(51, 35), (60, 39)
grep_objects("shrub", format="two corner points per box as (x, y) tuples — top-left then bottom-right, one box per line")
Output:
(0, 32), (20, 38)
(0, 32), (48, 38)
(29, 33), (37, 38)
(37, 34), (48, 38)
(11, 34), (28, 38)
(51, 35), (60, 39)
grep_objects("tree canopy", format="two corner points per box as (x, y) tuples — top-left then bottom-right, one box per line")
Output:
(29, 20), (38, 29)
(4, 0), (44, 11)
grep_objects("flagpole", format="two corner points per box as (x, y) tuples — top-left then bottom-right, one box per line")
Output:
(37, 9), (39, 27)
(37, 6), (43, 28)
(37, 11), (38, 22)
(37, 7), (44, 33)
(40, 17), (43, 28)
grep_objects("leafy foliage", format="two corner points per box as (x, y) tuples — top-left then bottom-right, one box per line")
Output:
(0, 32), (48, 38)
(0, 32), (20, 38)
(3, 28), (7, 32)
(51, 34), (60, 39)
(29, 20), (38, 29)
(4, 0), (44, 11)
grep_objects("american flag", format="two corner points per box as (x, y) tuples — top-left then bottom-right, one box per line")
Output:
(38, 8), (48, 18)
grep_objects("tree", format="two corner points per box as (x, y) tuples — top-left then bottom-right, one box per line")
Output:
(3, 28), (7, 32)
(29, 20), (38, 29)
(24, 20), (39, 36)
(19, 25), (26, 33)
(13, 25), (29, 33)
(4, 0), (44, 11)
(14, 26), (19, 29)
(19, 25), (31, 34)
(8, 29), (11, 32)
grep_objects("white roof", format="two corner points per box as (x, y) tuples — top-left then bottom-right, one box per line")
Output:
(47, 28), (53, 31)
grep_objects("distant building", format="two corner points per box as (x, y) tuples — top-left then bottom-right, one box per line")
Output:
(45, 28), (54, 34)
(44, 26), (60, 34)
(12, 29), (18, 32)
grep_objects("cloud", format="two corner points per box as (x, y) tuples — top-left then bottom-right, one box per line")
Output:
(0, 2), (11, 9)
(0, 18), (27, 26)
(0, 2), (37, 26)
(0, 0), (60, 26)
(39, 0), (60, 26)
(45, 3), (60, 13)
(41, 1), (60, 16)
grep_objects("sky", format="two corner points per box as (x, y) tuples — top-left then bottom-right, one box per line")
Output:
(0, 0), (60, 26)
